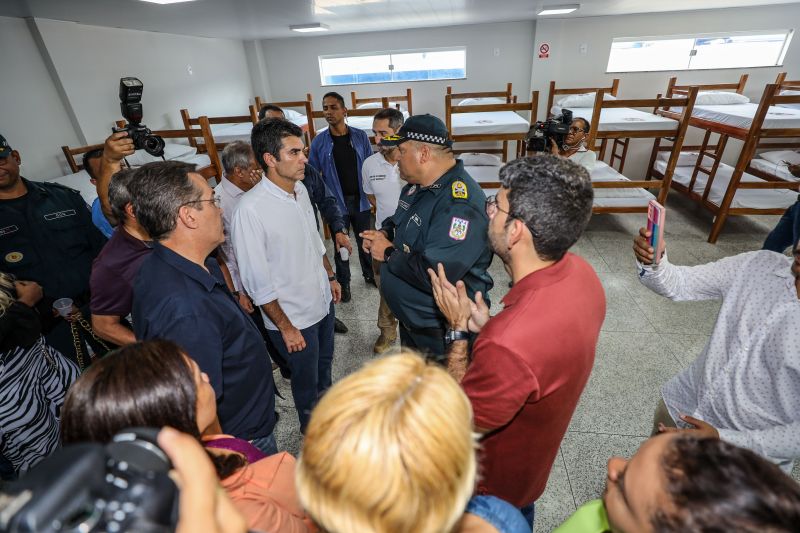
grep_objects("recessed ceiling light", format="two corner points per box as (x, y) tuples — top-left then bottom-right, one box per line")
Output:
(138, 0), (198, 4)
(538, 4), (580, 15)
(290, 23), (330, 33)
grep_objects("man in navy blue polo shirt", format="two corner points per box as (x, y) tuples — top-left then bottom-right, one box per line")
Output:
(129, 161), (277, 454)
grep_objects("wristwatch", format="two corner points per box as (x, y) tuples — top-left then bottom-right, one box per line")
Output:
(384, 245), (396, 262)
(444, 328), (470, 345)
(328, 275), (336, 282)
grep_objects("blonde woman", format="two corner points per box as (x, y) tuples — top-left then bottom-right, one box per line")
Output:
(0, 272), (79, 479)
(296, 352), (530, 533)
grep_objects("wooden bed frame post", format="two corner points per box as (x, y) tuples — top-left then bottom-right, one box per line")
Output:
(707, 83), (775, 243)
(179, 109), (198, 149)
(445, 94), (453, 138)
(406, 88), (413, 115)
(658, 86), (698, 205)
(198, 116), (222, 180)
(546, 81), (557, 118)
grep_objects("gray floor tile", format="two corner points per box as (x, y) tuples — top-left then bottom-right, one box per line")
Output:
(568, 331), (684, 436)
(534, 450), (576, 533)
(657, 332), (710, 368)
(596, 273), (655, 333)
(560, 432), (647, 507)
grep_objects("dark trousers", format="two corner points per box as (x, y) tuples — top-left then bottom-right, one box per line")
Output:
(399, 322), (446, 363)
(763, 198), (800, 253)
(265, 303), (335, 433)
(250, 306), (291, 379)
(334, 195), (373, 285)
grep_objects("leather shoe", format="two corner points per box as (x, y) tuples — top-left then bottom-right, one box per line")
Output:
(341, 284), (351, 303)
(334, 318), (348, 334)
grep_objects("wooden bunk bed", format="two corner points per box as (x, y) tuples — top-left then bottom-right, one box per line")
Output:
(351, 88), (413, 115)
(62, 142), (106, 173)
(656, 74), (800, 242)
(445, 83), (536, 161)
(180, 106), (259, 151)
(580, 87), (699, 213)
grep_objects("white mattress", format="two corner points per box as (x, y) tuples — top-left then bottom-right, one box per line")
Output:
(451, 111), (530, 136)
(654, 159), (796, 209)
(466, 161), (655, 208)
(551, 106), (679, 132)
(748, 157), (800, 182)
(689, 103), (800, 130)
(590, 162), (656, 208)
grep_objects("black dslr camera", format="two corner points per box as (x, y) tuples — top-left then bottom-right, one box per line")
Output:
(113, 77), (166, 158)
(0, 428), (179, 532)
(525, 108), (573, 153)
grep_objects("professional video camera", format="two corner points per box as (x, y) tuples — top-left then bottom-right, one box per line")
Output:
(0, 428), (178, 532)
(113, 77), (166, 158)
(525, 108), (573, 153)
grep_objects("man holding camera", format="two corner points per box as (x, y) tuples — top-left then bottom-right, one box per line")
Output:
(547, 117), (597, 171)
(0, 133), (109, 366)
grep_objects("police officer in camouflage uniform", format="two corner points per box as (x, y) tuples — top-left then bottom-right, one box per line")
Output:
(361, 115), (493, 359)
(0, 134), (108, 367)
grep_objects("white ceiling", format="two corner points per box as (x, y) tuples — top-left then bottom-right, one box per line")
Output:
(1, 0), (798, 40)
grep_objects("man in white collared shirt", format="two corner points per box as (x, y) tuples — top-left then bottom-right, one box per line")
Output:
(232, 119), (340, 432)
(634, 229), (800, 473)
(362, 108), (405, 354)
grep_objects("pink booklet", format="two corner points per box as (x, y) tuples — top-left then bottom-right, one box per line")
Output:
(647, 200), (666, 265)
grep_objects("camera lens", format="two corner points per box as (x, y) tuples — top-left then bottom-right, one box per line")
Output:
(143, 134), (166, 158)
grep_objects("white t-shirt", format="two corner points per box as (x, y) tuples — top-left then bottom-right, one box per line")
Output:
(361, 152), (405, 229)
(568, 147), (597, 171)
(231, 178), (331, 330)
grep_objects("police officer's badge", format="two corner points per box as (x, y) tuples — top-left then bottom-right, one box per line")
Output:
(452, 181), (468, 199)
(5, 252), (23, 263)
(449, 217), (469, 241)
(407, 185), (417, 195)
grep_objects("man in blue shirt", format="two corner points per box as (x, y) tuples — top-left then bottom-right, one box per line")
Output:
(129, 160), (277, 454)
(82, 148), (115, 238)
(308, 92), (374, 302)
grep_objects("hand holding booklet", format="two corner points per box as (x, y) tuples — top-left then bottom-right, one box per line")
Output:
(646, 200), (666, 265)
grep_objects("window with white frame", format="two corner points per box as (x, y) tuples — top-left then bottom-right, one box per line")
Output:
(606, 30), (793, 73)
(319, 47), (466, 86)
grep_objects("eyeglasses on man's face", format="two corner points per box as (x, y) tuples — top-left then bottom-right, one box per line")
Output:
(569, 126), (585, 133)
(485, 195), (511, 219)
(182, 195), (222, 209)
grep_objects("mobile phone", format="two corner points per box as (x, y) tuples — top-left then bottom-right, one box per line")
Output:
(647, 200), (666, 265)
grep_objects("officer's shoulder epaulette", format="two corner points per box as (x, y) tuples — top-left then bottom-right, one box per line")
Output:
(38, 180), (83, 196)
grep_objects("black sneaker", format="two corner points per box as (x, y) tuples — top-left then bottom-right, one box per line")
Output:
(334, 318), (349, 334)
(365, 277), (377, 288)
(341, 284), (351, 303)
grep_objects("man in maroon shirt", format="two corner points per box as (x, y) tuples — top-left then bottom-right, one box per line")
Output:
(90, 167), (152, 345)
(428, 154), (605, 527)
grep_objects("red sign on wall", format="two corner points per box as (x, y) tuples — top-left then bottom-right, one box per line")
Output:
(538, 43), (550, 59)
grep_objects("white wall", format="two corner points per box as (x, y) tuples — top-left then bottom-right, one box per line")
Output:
(0, 16), (82, 179)
(532, 4), (800, 177)
(259, 20), (536, 123)
(33, 18), (254, 145)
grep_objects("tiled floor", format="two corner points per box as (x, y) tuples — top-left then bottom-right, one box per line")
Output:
(272, 190), (800, 532)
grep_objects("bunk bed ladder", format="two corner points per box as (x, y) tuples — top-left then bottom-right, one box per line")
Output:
(608, 137), (630, 173)
(690, 130), (728, 200)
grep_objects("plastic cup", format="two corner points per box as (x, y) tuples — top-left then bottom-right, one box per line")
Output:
(53, 298), (73, 318)
(339, 247), (350, 261)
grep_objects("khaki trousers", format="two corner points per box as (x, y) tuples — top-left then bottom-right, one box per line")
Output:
(372, 259), (398, 338)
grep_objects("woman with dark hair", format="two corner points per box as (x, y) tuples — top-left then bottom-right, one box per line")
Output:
(0, 272), (79, 479)
(555, 432), (800, 532)
(61, 339), (312, 533)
